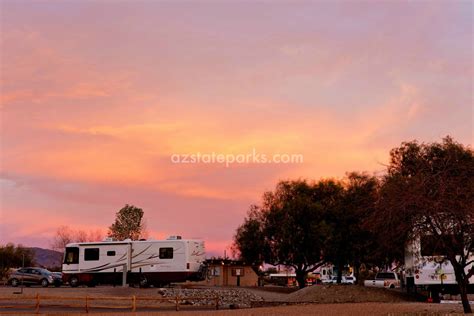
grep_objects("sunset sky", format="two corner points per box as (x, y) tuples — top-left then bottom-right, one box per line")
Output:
(0, 1), (472, 256)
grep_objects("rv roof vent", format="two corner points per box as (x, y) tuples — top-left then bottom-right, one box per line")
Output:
(103, 237), (114, 242)
(167, 235), (182, 240)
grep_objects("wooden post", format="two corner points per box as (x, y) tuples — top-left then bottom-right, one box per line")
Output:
(35, 293), (40, 313)
(215, 295), (219, 310)
(131, 295), (136, 312)
(85, 295), (89, 313)
(175, 296), (179, 311)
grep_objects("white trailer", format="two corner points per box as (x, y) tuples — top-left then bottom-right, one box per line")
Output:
(404, 236), (474, 295)
(62, 236), (206, 287)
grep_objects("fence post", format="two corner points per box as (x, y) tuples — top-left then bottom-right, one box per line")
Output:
(175, 295), (179, 311)
(215, 295), (219, 310)
(35, 293), (40, 313)
(85, 295), (89, 313)
(132, 295), (136, 312)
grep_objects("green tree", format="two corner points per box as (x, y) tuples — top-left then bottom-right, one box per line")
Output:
(375, 137), (473, 313)
(232, 205), (266, 266)
(234, 180), (340, 288)
(108, 204), (145, 241)
(0, 244), (34, 279)
(324, 172), (379, 284)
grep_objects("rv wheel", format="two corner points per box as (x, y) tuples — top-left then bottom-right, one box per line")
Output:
(70, 276), (79, 288)
(139, 276), (148, 288)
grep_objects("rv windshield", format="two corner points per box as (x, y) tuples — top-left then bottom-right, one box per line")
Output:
(64, 247), (79, 264)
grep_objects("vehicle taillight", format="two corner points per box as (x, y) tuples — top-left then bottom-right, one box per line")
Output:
(415, 275), (419, 279)
(415, 269), (419, 274)
(186, 263), (190, 269)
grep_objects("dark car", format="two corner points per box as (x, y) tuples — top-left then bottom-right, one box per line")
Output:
(8, 267), (56, 287)
(51, 272), (63, 287)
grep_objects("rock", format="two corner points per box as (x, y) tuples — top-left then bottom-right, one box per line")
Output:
(158, 288), (264, 308)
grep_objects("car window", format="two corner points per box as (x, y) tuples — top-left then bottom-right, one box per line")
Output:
(376, 272), (396, 279)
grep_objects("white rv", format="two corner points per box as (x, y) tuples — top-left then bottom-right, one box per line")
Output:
(404, 236), (474, 295)
(62, 236), (206, 287)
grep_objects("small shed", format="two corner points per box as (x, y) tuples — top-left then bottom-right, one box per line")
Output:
(197, 259), (259, 287)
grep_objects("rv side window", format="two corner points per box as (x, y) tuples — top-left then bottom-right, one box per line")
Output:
(107, 251), (116, 256)
(84, 248), (100, 261)
(159, 247), (173, 259)
(64, 247), (79, 264)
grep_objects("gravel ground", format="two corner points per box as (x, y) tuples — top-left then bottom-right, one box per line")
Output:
(158, 288), (264, 308)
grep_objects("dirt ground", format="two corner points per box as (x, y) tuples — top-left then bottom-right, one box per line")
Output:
(5, 303), (467, 315)
(246, 284), (410, 303)
(0, 285), (472, 315)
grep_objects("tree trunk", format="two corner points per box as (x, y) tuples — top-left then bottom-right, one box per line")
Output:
(353, 263), (361, 285)
(295, 269), (306, 289)
(451, 260), (472, 314)
(337, 261), (343, 284)
(459, 280), (472, 314)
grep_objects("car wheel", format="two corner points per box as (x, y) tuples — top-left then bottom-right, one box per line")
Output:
(41, 279), (49, 287)
(70, 276), (79, 288)
(10, 278), (19, 287)
(389, 284), (395, 289)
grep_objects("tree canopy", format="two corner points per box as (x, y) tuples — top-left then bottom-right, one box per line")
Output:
(234, 136), (473, 311)
(108, 204), (145, 241)
(235, 179), (349, 288)
(374, 137), (473, 313)
(0, 243), (34, 279)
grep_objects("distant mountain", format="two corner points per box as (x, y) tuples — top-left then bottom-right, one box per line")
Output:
(28, 247), (62, 269)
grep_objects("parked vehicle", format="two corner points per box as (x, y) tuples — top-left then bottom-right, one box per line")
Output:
(404, 236), (474, 295)
(322, 275), (356, 284)
(8, 267), (56, 287)
(344, 276), (356, 284)
(51, 272), (63, 287)
(364, 271), (400, 289)
(62, 236), (207, 287)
